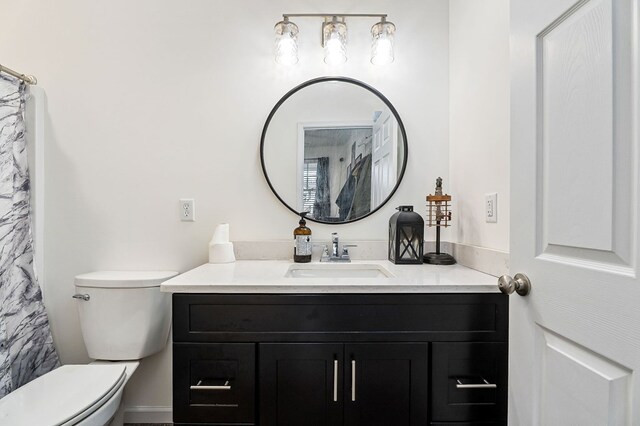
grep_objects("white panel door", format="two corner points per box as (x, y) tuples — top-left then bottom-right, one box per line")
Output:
(510, 0), (639, 424)
(371, 109), (397, 208)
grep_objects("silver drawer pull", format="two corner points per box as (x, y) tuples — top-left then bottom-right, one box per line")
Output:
(455, 377), (497, 389)
(333, 360), (338, 402)
(351, 360), (356, 401)
(190, 380), (231, 390)
(72, 294), (90, 301)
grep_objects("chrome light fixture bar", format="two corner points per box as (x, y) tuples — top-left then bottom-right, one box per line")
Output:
(274, 14), (396, 65)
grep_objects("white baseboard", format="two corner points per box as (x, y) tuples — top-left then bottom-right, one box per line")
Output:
(123, 406), (172, 424)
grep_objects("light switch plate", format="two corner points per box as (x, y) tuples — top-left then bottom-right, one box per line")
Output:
(485, 193), (497, 223)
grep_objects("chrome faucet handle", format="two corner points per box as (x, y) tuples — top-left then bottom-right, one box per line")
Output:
(331, 232), (339, 242)
(341, 244), (357, 261)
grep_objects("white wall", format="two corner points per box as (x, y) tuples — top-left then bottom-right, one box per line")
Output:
(449, 0), (510, 252)
(0, 0), (450, 414)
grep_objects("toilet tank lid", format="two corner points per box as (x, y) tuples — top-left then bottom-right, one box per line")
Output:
(75, 270), (179, 288)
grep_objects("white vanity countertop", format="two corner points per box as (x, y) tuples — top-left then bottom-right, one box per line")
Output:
(160, 260), (499, 294)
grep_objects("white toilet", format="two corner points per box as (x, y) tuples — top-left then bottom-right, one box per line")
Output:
(0, 270), (177, 426)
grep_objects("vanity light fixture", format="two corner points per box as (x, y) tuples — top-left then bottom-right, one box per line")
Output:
(274, 17), (299, 65)
(322, 16), (347, 65)
(274, 14), (396, 65)
(371, 18), (396, 65)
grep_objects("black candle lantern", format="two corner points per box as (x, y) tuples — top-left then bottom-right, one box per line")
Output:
(389, 205), (424, 264)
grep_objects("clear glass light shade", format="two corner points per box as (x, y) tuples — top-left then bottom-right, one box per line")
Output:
(371, 20), (396, 65)
(275, 20), (299, 65)
(323, 19), (347, 65)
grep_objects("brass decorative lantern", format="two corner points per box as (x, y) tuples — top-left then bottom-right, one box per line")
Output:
(424, 177), (456, 265)
(389, 205), (424, 264)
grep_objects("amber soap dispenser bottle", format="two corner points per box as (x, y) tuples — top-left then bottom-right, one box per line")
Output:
(294, 212), (312, 263)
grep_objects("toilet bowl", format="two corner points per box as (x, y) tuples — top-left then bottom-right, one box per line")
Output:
(0, 270), (177, 426)
(0, 362), (134, 426)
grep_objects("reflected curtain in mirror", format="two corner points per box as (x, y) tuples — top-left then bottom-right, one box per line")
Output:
(311, 157), (331, 220)
(348, 154), (372, 220)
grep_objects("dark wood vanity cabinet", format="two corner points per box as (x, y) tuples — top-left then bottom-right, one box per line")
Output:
(172, 293), (508, 426)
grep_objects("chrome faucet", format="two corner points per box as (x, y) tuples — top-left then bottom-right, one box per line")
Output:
(321, 233), (356, 262)
(331, 233), (340, 258)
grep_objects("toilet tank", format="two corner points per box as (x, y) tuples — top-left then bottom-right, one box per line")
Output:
(74, 271), (178, 360)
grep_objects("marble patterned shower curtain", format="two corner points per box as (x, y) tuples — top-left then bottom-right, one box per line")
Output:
(0, 75), (59, 398)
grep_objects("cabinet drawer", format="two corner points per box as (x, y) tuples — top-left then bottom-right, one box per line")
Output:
(173, 343), (255, 425)
(173, 294), (508, 342)
(431, 342), (507, 423)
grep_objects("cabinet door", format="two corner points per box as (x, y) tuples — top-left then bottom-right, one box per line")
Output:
(344, 343), (428, 426)
(259, 343), (343, 426)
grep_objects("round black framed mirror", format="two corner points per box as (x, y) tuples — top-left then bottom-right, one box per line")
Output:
(260, 76), (408, 224)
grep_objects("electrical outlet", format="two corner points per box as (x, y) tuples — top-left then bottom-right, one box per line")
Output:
(180, 199), (195, 222)
(485, 193), (497, 223)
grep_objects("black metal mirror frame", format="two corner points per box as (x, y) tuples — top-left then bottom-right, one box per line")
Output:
(260, 76), (408, 224)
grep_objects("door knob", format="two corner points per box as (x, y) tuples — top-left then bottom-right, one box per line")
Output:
(498, 273), (531, 296)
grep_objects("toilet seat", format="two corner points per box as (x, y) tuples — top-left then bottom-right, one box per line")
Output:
(0, 364), (126, 426)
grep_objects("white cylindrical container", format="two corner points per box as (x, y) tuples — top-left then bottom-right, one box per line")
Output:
(209, 223), (236, 263)
(209, 242), (236, 263)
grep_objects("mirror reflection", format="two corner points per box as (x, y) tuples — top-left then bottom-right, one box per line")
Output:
(261, 78), (407, 224)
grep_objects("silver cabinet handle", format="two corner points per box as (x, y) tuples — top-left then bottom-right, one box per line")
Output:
(351, 360), (356, 401)
(455, 378), (497, 389)
(190, 380), (231, 390)
(72, 294), (90, 301)
(333, 360), (338, 402)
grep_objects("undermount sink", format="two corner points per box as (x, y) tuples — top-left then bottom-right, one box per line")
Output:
(285, 263), (394, 279)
